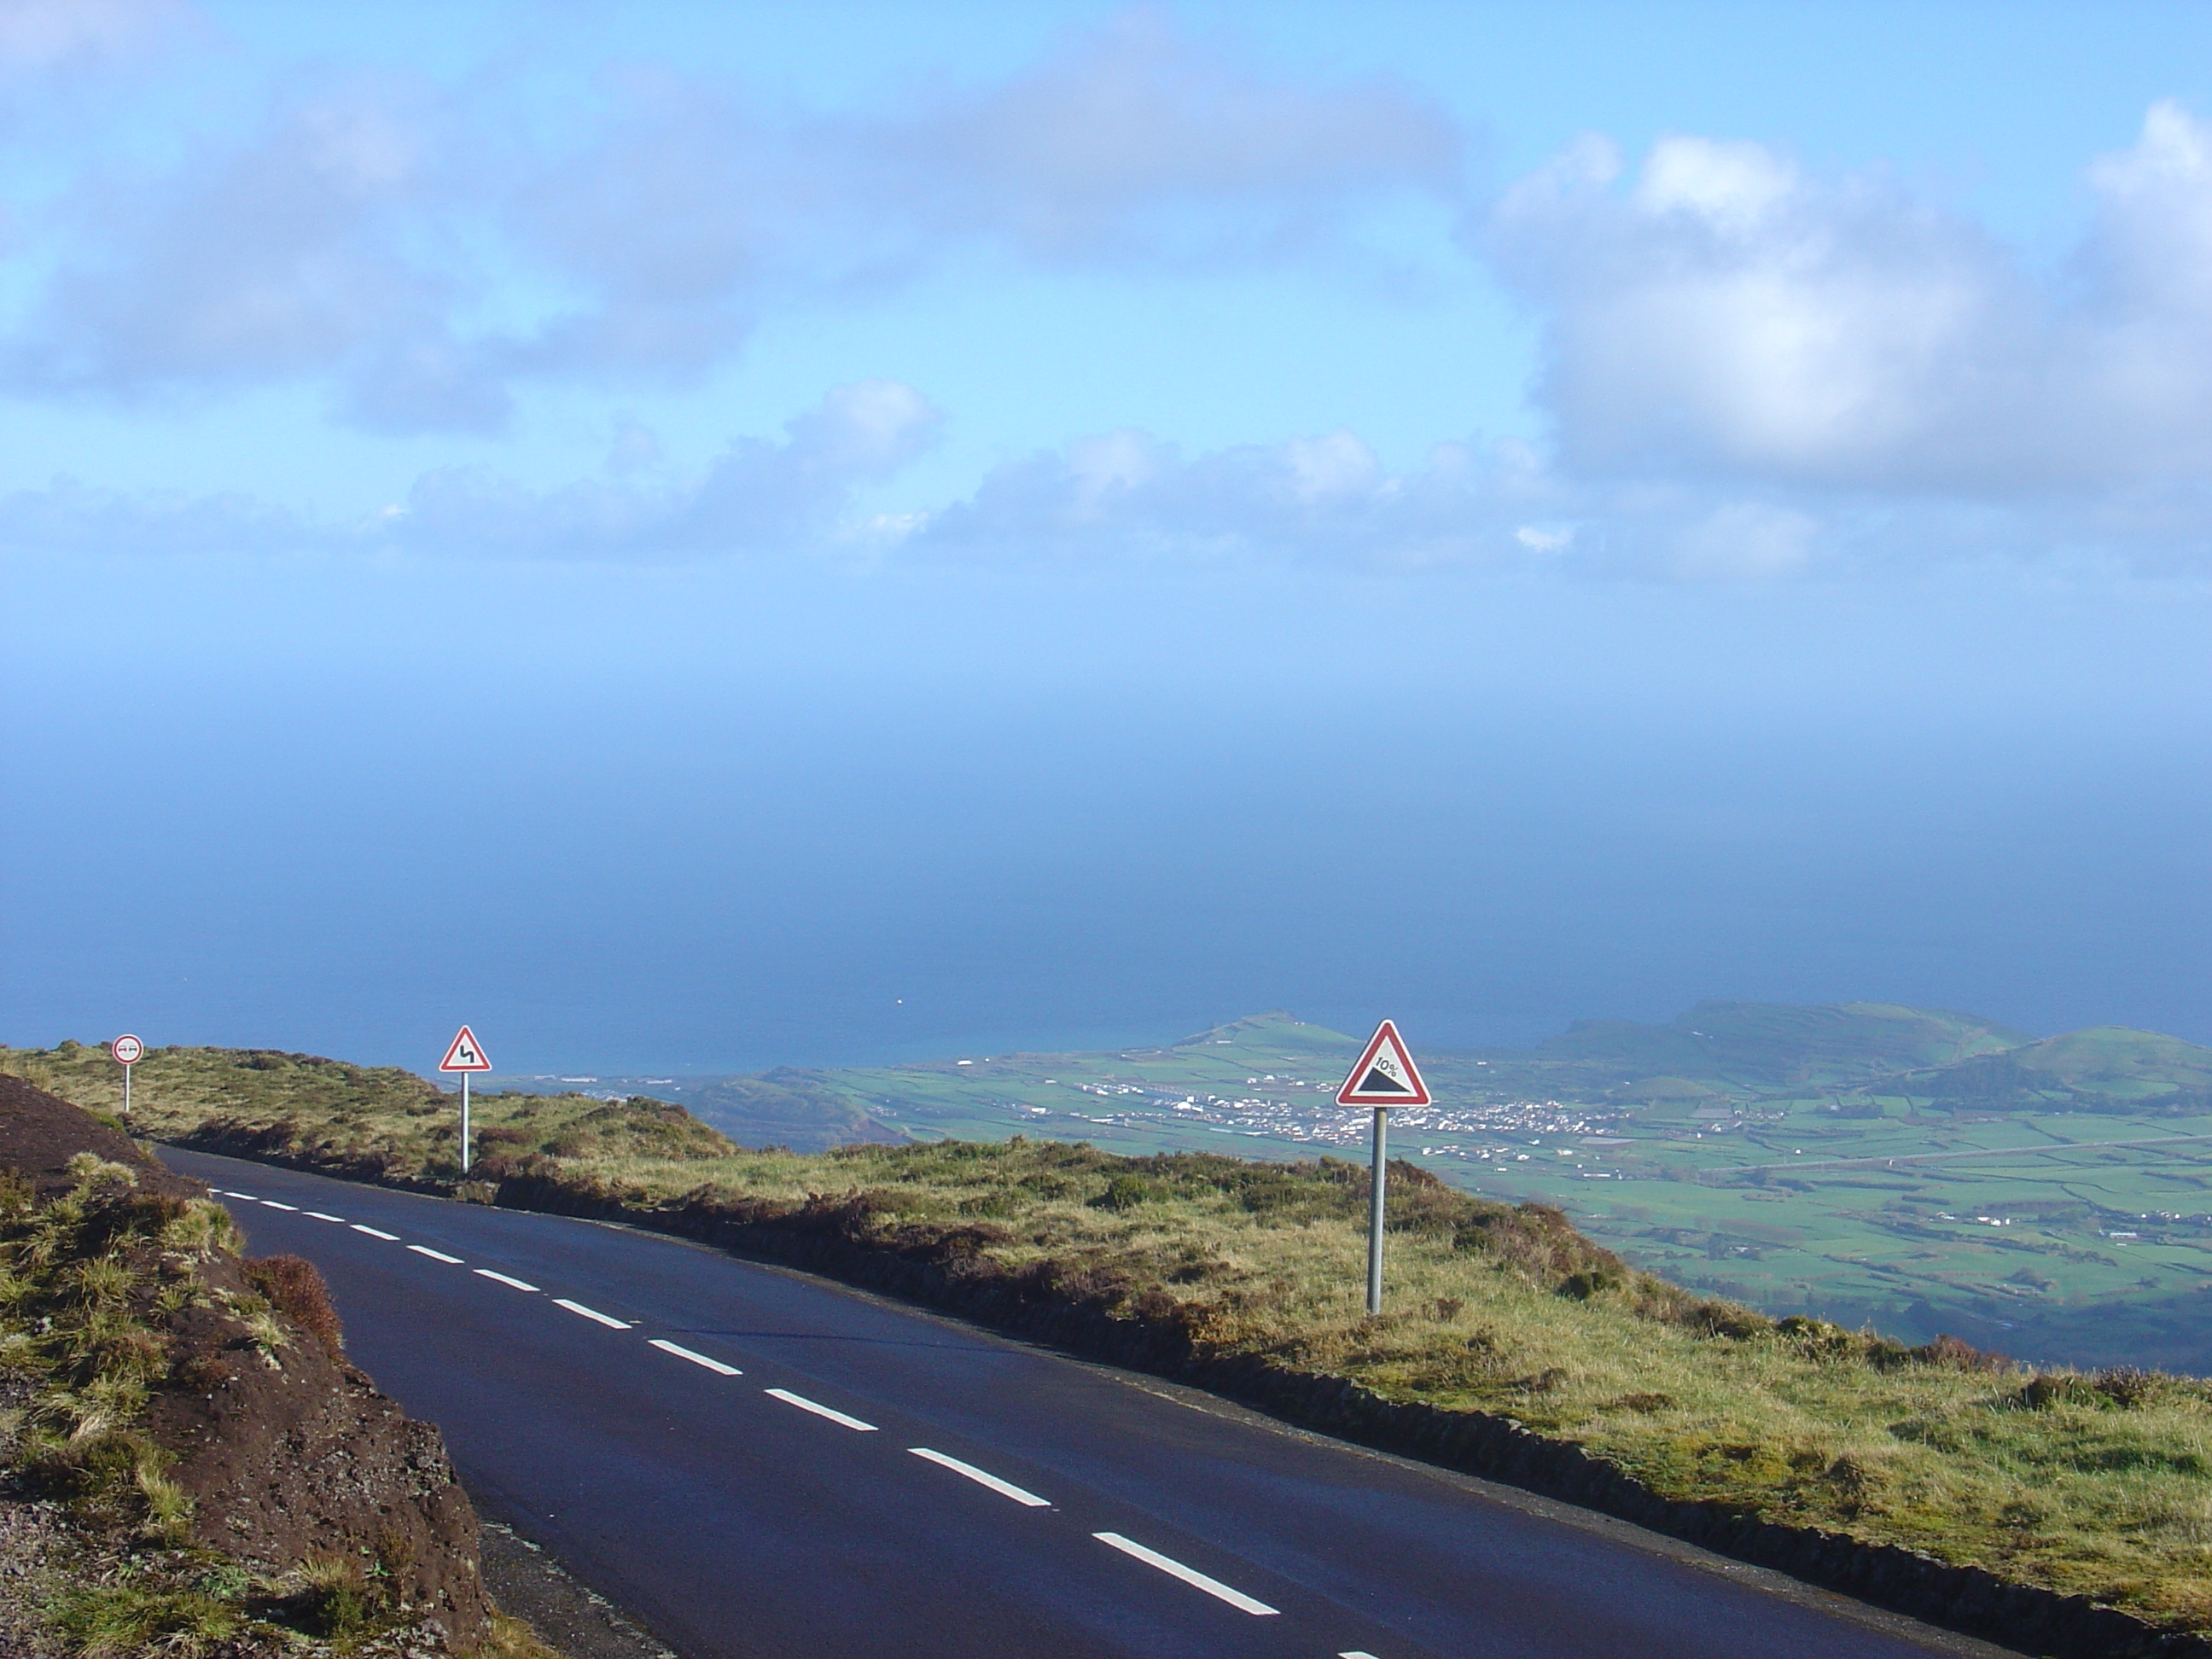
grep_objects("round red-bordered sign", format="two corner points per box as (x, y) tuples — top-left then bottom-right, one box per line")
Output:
(110, 1034), (143, 1066)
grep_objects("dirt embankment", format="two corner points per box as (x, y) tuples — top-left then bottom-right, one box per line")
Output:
(0, 1074), (496, 1656)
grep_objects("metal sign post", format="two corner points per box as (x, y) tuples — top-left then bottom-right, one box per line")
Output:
(1336, 1020), (1431, 1317)
(439, 1026), (492, 1173)
(1366, 1106), (1388, 1313)
(109, 1034), (143, 1121)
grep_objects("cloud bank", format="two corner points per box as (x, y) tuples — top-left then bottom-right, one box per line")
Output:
(0, 11), (1458, 432)
(9, 10), (2212, 579)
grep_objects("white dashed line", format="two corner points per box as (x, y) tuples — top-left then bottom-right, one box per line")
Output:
(474, 1269), (539, 1292)
(224, 1191), (258, 1201)
(907, 1447), (1050, 1507)
(765, 1388), (876, 1431)
(306, 1212), (346, 1223)
(1091, 1534), (1279, 1616)
(647, 1339), (742, 1376)
(407, 1245), (464, 1264)
(555, 1298), (631, 1329)
(1340, 1651), (1382, 1657)
(350, 1225), (400, 1241)
(260, 1201), (299, 1210)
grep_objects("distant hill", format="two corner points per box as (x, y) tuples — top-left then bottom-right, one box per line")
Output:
(688, 1068), (908, 1152)
(1899, 1026), (2212, 1114)
(1527, 1000), (2029, 1083)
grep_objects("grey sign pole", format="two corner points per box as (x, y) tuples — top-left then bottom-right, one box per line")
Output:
(1367, 1106), (1388, 1315)
(440, 1026), (488, 1178)
(1339, 1018), (1427, 1320)
(110, 1035), (143, 1122)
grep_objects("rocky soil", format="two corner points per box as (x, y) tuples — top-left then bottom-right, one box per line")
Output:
(0, 1074), (502, 1656)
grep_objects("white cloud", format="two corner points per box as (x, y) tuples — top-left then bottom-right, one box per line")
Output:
(391, 380), (942, 556)
(1484, 102), (2212, 495)
(0, 12), (1460, 430)
(905, 427), (1540, 568)
(0, 381), (941, 560)
(825, 9), (1459, 265)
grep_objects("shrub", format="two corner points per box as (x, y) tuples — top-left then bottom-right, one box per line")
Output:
(241, 1255), (344, 1359)
(1091, 1174), (1163, 1211)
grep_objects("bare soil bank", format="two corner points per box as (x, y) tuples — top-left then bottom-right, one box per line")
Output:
(0, 1075), (497, 1656)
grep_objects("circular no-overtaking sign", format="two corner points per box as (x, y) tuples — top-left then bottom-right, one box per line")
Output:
(110, 1034), (143, 1066)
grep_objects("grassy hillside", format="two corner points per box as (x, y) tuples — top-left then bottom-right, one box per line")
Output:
(1503, 1000), (2034, 1097)
(0, 1042), (735, 1180)
(1913, 1027), (2212, 1112)
(631, 1008), (2212, 1370)
(12, 1039), (2212, 1635)
(687, 1068), (906, 1152)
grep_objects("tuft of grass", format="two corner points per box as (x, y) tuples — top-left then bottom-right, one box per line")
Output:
(50, 1584), (244, 1659)
(473, 1610), (575, 1659)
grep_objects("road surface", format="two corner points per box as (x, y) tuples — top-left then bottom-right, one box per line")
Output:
(160, 1148), (2017, 1659)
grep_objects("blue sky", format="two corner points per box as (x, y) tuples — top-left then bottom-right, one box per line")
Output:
(6, 1), (2212, 1072)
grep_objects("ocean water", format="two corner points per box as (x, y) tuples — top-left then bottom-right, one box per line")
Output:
(7, 557), (2210, 1074)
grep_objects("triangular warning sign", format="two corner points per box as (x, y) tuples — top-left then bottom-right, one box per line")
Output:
(1336, 1019), (1429, 1107)
(439, 1025), (492, 1073)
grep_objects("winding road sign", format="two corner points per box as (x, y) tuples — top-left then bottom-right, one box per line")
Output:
(440, 1026), (492, 1073)
(1336, 1019), (1429, 1107)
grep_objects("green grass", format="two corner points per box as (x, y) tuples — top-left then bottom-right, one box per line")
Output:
(622, 1011), (2212, 1370)
(0, 1041), (734, 1179)
(16, 1039), (2212, 1633)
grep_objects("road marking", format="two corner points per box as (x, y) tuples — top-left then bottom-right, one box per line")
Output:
(907, 1447), (1050, 1507)
(765, 1388), (876, 1431)
(1341, 1652), (1382, 1657)
(350, 1225), (400, 1241)
(407, 1245), (464, 1264)
(474, 1269), (539, 1292)
(224, 1191), (258, 1200)
(555, 1298), (631, 1329)
(260, 1201), (299, 1210)
(306, 1212), (346, 1223)
(648, 1339), (742, 1376)
(1091, 1534), (1279, 1616)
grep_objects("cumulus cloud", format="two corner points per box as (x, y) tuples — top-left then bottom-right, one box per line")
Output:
(389, 380), (942, 556)
(0, 382), (2160, 581)
(3, 79), (494, 428)
(905, 427), (1548, 568)
(0, 12), (1460, 429)
(0, 380), (941, 559)
(1484, 102), (2212, 496)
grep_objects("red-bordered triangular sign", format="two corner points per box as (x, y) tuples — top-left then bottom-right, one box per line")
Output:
(1336, 1019), (1429, 1106)
(439, 1025), (492, 1073)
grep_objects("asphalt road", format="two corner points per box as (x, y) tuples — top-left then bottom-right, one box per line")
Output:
(160, 1149), (2019, 1659)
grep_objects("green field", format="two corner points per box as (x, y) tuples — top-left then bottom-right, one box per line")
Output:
(632, 1005), (2212, 1372)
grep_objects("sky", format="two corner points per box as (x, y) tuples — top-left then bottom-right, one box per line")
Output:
(6, 0), (2212, 1074)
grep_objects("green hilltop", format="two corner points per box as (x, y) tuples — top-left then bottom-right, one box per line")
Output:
(1503, 1000), (2033, 1094)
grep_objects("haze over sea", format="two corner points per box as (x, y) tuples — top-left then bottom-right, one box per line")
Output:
(5, 2), (2212, 1076)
